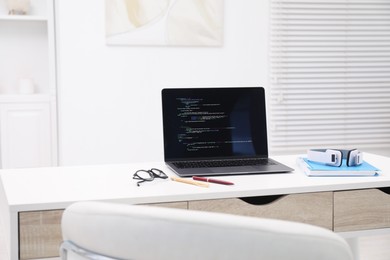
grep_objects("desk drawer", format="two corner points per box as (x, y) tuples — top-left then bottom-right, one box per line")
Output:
(334, 188), (390, 232)
(189, 192), (333, 229)
(18, 202), (187, 259)
(19, 209), (64, 260)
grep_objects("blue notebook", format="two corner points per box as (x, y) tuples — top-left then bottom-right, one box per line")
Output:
(297, 157), (380, 176)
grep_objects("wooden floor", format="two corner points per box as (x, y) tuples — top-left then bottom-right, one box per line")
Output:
(343, 230), (390, 260)
(356, 234), (390, 260)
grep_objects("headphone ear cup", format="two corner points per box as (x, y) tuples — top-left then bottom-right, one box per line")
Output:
(347, 149), (363, 166)
(346, 150), (353, 167)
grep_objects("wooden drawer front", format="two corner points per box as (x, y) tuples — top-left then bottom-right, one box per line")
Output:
(18, 202), (186, 259)
(334, 189), (390, 232)
(19, 210), (64, 260)
(189, 192), (333, 230)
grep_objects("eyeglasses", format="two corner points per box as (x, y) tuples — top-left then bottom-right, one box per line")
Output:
(133, 168), (168, 186)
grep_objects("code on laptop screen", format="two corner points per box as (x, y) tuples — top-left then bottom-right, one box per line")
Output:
(162, 87), (268, 160)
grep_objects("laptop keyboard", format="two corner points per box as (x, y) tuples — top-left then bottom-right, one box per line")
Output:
(172, 158), (276, 169)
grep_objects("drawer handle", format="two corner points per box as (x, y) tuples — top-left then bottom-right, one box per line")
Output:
(379, 187), (390, 195)
(239, 195), (285, 205)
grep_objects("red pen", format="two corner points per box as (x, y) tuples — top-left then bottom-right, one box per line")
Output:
(192, 176), (234, 185)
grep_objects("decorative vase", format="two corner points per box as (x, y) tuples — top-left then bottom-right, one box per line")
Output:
(18, 78), (34, 94)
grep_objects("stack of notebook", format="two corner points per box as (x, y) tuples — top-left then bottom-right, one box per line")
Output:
(296, 157), (379, 176)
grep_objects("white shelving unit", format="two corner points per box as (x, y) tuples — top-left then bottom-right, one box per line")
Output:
(0, 0), (57, 168)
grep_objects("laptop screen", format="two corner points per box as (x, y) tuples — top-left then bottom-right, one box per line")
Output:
(162, 87), (269, 161)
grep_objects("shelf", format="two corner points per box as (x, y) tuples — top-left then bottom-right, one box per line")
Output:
(0, 94), (53, 103)
(0, 14), (47, 21)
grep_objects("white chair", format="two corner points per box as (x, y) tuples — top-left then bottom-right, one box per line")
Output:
(60, 201), (353, 260)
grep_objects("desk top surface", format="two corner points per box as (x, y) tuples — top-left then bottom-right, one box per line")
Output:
(1, 153), (390, 212)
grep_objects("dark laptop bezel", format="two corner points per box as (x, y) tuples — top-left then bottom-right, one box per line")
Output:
(161, 87), (269, 163)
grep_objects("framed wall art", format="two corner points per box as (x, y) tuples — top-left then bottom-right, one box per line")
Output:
(105, 0), (224, 46)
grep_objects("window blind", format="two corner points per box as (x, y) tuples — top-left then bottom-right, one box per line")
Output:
(269, 0), (390, 154)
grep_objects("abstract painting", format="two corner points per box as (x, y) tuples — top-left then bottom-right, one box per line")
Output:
(105, 0), (224, 46)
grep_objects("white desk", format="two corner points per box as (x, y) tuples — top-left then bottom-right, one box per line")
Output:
(1, 153), (390, 260)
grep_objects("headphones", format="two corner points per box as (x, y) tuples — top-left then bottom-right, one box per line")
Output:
(307, 149), (363, 167)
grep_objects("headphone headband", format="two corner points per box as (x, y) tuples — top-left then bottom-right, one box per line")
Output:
(307, 149), (363, 167)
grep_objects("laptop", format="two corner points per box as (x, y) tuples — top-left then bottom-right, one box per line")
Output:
(161, 87), (294, 177)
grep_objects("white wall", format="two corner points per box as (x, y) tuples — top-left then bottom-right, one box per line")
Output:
(55, 0), (269, 165)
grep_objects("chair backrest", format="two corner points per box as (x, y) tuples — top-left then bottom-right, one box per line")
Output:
(60, 201), (353, 260)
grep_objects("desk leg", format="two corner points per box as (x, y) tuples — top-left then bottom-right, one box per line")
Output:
(10, 211), (19, 260)
(0, 181), (17, 260)
(0, 207), (11, 260)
